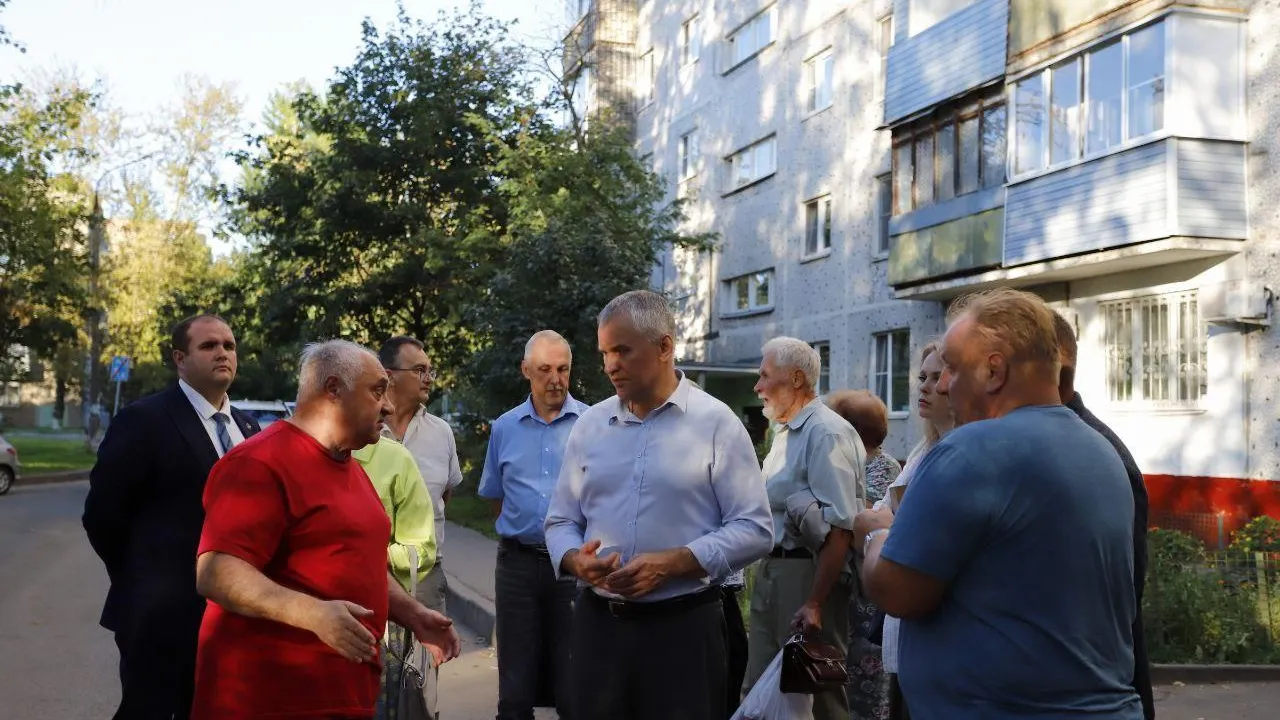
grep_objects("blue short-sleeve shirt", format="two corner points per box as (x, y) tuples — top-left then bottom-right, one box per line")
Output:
(882, 405), (1143, 720)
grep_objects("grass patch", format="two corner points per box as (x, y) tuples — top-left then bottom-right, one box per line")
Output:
(447, 484), (498, 540)
(11, 437), (97, 474)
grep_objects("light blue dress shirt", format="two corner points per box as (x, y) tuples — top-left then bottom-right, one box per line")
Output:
(544, 373), (773, 602)
(477, 394), (589, 544)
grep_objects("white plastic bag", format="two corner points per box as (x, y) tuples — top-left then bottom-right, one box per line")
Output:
(731, 650), (815, 720)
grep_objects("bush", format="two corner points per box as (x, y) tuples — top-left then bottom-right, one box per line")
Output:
(1144, 528), (1280, 664)
(1230, 516), (1280, 553)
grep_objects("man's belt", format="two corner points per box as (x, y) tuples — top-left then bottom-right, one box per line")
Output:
(769, 546), (813, 559)
(500, 537), (549, 556)
(585, 586), (722, 620)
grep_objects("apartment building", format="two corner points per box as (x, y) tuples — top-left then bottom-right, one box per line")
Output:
(566, 0), (1279, 524)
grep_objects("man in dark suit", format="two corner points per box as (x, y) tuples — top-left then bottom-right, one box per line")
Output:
(84, 314), (261, 720)
(1053, 312), (1155, 720)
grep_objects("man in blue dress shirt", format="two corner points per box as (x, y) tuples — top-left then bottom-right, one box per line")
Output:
(479, 330), (588, 720)
(545, 290), (773, 720)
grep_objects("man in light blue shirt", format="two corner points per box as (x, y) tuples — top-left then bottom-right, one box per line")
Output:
(478, 330), (588, 720)
(545, 290), (773, 720)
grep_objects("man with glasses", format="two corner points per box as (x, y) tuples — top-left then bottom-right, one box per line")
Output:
(378, 336), (463, 615)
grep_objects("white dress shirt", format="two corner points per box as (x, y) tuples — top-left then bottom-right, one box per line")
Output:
(178, 379), (245, 458)
(384, 407), (463, 550)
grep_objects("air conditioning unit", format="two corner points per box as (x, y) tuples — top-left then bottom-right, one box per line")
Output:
(1206, 283), (1273, 331)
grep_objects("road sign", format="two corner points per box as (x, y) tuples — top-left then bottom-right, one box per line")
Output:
(109, 356), (131, 383)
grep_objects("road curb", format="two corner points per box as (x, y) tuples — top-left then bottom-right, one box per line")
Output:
(445, 572), (496, 648)
(1152, 663), (1280, 684)
(17, 469), (90, 486)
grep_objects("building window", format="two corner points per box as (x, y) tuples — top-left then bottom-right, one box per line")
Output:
(891, 87), (1005, 214)
(636, 49), (655, 109)
(723, 270), (775, 314)
(812, 342), (831, 396)
(729, 6), (776, 68)
(1101, 291), (1205, 406)
(570, 64), (593, 128)
(803, 49), (834, 113)
(908, 0), (971, 37)
(872, 329), (911, 414)
(728, 135), (777, 190)
(876, 14), (894, 103)
(875, 175), (892, 254)
(1014, 20), (1166, 177)
(804, 195), (832, 256)
(678, 131), (698, 182)
(681, 16), (701, 65)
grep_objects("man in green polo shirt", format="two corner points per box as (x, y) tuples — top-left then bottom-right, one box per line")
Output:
(355, 435), (439, 719)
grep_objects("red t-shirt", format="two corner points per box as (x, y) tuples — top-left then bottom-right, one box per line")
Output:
(192, 421), (392, 720)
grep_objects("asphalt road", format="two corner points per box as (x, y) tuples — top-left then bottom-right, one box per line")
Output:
(0, 480), (539, 720)
(1, 480), (1277, 720)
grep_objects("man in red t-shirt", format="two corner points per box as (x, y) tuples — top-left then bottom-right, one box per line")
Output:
(193, 339), (462, 719)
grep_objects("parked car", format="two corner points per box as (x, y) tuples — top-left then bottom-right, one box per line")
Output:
(0, 433), (19, 495)
(230, 400), (293, 429)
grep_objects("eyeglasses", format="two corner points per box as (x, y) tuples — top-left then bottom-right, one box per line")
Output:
(388, 366), (438, 381)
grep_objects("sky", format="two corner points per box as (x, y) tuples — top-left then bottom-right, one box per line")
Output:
(0, 0), (565, 250)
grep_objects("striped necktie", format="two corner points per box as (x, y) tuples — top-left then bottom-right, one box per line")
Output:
(212, 413), (234, 455)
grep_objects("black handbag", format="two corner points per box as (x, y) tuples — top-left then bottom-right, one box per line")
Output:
(779, 632), (849, 694)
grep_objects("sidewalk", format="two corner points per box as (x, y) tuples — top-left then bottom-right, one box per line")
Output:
(440, 522), (499, 646)
(439, 521), (1280, 716)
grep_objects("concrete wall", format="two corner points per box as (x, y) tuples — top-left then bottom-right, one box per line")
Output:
(634, 0), (943, 459)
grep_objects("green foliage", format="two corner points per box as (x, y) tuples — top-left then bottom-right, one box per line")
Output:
(0, 80), (93, 378)
(1231, 516), (1280, 553)
(459, 120), (715, 420)
(226, 6), (533, 381)
(1143, 527), (1280, 664)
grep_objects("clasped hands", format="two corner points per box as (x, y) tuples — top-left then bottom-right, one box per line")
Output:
(563, 539), (679, 599)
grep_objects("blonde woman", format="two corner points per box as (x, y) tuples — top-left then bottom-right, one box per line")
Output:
(876, 341), (955, 720)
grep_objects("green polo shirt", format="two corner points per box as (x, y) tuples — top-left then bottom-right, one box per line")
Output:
(353, 436), (437, 592)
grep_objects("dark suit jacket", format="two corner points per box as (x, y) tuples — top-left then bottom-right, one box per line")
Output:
(1067, 392), (1155, 720)
(83, 384), (261, 636)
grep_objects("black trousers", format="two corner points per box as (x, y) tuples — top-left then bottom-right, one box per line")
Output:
(572, 589), (727, 720)
(114, 621), (199, 720)
(722, 587), (748, 720)
(495, 540), (576, 720)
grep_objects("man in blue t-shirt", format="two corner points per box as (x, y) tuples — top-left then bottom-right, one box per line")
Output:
(854, 288), (1143, 720)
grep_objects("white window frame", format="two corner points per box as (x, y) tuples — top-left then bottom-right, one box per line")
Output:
(875, 174), (893, 256)
(722, 269), (775, 316)
(636, 49), (655, 110)
(907, 0), (972, 37)
(678, 130), (699, 182)
(1010, 19), (1168, 180)
(803, 49), (835, 114)
(726, 135), (777, 191)
(727, 5), (777, 71)
(681, 15), (701, 66)
(803, 194), (832, 258)
(871, 329), (911, 416)
(1100, 290), (1206, 409)
(811, 342), (831, 396)
(876, 14), (895, 105)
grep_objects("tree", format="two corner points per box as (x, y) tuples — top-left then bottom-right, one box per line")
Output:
(226, 5), (534, 379)
(0, 80), (92, 384)
(460, 120), (714, 419)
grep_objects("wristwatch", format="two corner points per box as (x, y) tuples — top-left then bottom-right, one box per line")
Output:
(864, 528), (890, 549)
